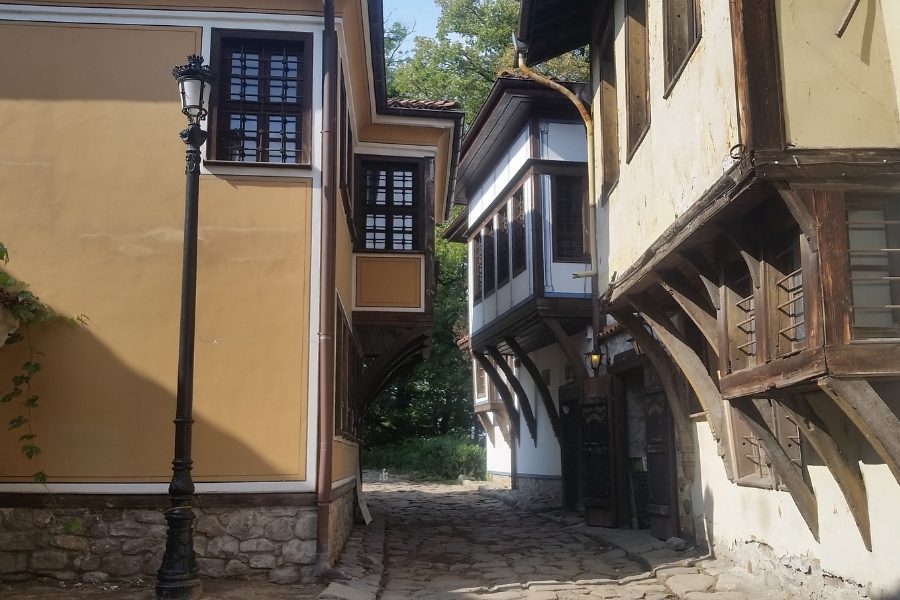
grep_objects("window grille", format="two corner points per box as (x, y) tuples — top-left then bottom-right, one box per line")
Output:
(473, 234), (483, 303)
(511, 191), (527, 275)
(484, 221), (496, 296)
(552, 175), (587, 262)
(359, 163), (419, 251)
(497, 206), (510, 287)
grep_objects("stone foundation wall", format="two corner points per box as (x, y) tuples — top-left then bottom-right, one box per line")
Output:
(328, 484), (355, 565)
(516, 476), (562, 505)
(487, 473), (511, 488)
(0, 502), (318, 585)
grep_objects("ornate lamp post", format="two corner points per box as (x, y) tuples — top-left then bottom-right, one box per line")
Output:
(156, 55), (214, 600)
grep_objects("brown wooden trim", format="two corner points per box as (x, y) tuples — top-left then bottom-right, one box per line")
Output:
(655, 270), (718, 352)
(824, 343), (900, 377)
(800, 217), (824, 350)
(817, 189), (852, 345)
(0, 492), (316, 509)
(352, 312), (432, 326)
(356, 329), (428, 415)
(473, 352), (520, 442)
(728, 0), (784, 149)
(505, 335), (561, 441)
(754, 149), (900, 181)
(719, 346), (826, 400)
(818, 377), (900, 485)
(487, 345), (538, 445)
(545, 317), (589, 383)
(532, 170), (546, 298)
(424, 158), (436, 314)
(624, 0), (651, 163)
(734, 398), (819, 540)
(779, 395), (871, 550)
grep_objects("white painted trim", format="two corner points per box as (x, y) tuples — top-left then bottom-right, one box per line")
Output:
(355, 142), (436, 157)
(351, 253), (426, 312)
(0, 480), (316, 494)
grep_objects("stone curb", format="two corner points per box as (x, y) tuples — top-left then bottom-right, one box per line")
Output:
(319, 508), (387, 600)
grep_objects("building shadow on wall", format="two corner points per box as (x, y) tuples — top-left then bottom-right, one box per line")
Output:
(0, 318), (283, 485)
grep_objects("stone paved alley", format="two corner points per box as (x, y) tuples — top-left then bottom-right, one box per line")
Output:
(2, 477), (851, 600)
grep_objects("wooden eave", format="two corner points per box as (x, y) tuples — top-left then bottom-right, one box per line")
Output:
(517, 0), (600, 66)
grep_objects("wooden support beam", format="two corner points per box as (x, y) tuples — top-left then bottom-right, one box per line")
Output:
(818, 377), (900, 485)
(778, 395), (871, 550)
(476, 412), (496, 446)
(357, 329), (427, 416)
(655, 270), (719, 353)
(737, 398), (820, 540)
(773, 183), (819, 253)
(494, 410), (512, 446)
(506, 335), (562, 441)
(629, 297), (727, 441)
(679, 250), (720, 310)
(487, 345), (538, 446)
(545, 317), (589, 382)
(473, 352), (520, 442)
(715, 222), (761, 289)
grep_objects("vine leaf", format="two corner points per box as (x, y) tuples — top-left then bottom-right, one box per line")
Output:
(33, 472), (47, 484)
(9, 415), (29, 430)
(21, 444), (41, 459)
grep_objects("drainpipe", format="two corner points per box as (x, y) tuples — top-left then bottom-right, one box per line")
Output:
(316, 0), (337, 576)
(516, 54), (601, 345)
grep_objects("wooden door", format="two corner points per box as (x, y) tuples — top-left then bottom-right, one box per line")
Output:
(559, 383), (581, 511)
(581, 376), (619, 527)
(644, 369), (678, 539)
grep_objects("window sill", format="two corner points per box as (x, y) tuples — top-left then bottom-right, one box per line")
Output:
(203, 159), (313, 176)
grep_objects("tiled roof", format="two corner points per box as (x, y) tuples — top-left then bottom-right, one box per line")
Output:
(387, 97), (460, 110)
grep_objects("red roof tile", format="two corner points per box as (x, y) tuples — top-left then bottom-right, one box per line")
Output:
(387, 97), (461, 110)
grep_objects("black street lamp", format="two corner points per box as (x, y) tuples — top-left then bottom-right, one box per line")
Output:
(156, 54), (214, 600)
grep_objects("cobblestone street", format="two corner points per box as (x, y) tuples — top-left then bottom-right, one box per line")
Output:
(3, 478), (842, 599)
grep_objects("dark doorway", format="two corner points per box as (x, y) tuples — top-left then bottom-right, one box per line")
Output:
(559, 383), (581, 511)
(580, 376), (619, 527)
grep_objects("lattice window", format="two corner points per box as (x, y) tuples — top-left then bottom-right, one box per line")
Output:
(725, 265), (756, 373)
(552, 175), (587, 262)
(484, 221), (496, 296)
(334, 303), (361, 439)
(846, 196), (900, 339)
(359, 162), (419, 251)
(497, 206), (510, 287)
(731, 399), (802, 487)
(473, 234), (483, 303)
(511, 190), (527, 275)
(213, 31), (311, 164)
(771, 234), (805, 357)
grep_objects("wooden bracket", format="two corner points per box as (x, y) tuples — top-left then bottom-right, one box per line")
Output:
(476, 412), (496, 446)
(715, 222), (761, 289)
(773, 183), (819, 253)
(486, 345), (538, 446)
(473, 352), (520, 442)
(655, 269), (719, 353)
(778, 394), (871, 550)
(818, 377), (900, 485)
(629, 297), (728, 442)
(357, 329), (428, 418)
(505, 335), (562, 441)
(545, 317), (590, 382)
(679, 249), (721, 310)
(737, 398), (820, 541)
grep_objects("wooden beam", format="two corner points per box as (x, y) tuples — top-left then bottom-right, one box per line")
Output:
(818, 377), (900, 484)
(680, 250), (721, 310)
(737, 398), (820, 540)
(506, 335), (562, 441)
(655, 270), (719, 352)
(487, 345), (538, 446)
(629, 297), (727, 441)
(493, 409), (512, 446)
(357, 329), (427, 414)
(473, 352), (521, 442)
(715, 222), (761, 289)
(778, 395), (871, 550)
(773, 183), (819, 253)
(545, 317), (589, 382)
(476, 412), (496, 446)
(816, 190), (852, 345)
(719, 347), (827, 400)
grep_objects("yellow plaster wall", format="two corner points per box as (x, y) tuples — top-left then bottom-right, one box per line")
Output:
(0, 22), (312, 482)
(331, 437), (358, 484)
(776, 0), (900, 148)
(354, 255), (423, 309)
(601, 0), (740, 280)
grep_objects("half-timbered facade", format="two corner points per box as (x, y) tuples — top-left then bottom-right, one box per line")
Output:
(0, 0), (462, 584)
(517, 0), (900, 596)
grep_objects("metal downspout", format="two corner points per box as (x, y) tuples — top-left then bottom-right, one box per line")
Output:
(316, 0), (337, 576)
(516, 55), (601, 340)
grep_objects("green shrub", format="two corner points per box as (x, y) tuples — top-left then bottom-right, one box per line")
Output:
(363, 435), (486, 481)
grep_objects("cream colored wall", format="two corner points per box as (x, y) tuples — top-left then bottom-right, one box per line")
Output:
(692, 420), (900, 598)
(354, 255), (423, 309)
(332, 438), (358, 484)
(0, 22), (312, 482)
(601, 0), (740, 280)
(776, 0), (900, 148)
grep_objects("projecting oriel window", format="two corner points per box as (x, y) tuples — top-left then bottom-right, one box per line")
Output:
(211, 30), (312, 165)
(552, 175), (587, 262)
(484, 221), (496, 297)
(356, 159), (422, 252)
(497, 205), (510, 287)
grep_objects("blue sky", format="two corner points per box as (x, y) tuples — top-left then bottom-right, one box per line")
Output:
(382, 0), (441, 53)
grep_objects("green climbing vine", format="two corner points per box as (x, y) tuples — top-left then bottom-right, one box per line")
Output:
(0, 242), (55, 483)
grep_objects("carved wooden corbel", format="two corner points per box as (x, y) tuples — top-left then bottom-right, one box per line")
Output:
(818, 377), (900, 485)
(715, 222), (761, 289)
(545, 317), (590, 382)
(655, 269), (719, 354)
(505, 336), (562, 441)
(679, 250), (721, 310)
(486, 345), (538, 446)
(473, 352), (520, 442)
(773, 183), (819, 253)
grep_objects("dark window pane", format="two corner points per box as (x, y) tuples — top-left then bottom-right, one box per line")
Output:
(552, 176), (586, 261)
(512, 191), (527, 275)
(473, 235), (483, 302)
(484, 222), (496, 296)
(359, 162), (421, 251)
(497, 207), (510, 286)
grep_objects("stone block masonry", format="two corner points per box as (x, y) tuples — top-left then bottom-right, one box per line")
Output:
(0, 504), (319, 585)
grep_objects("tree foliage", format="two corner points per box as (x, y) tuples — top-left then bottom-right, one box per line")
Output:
(390, 0), (589, 123)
